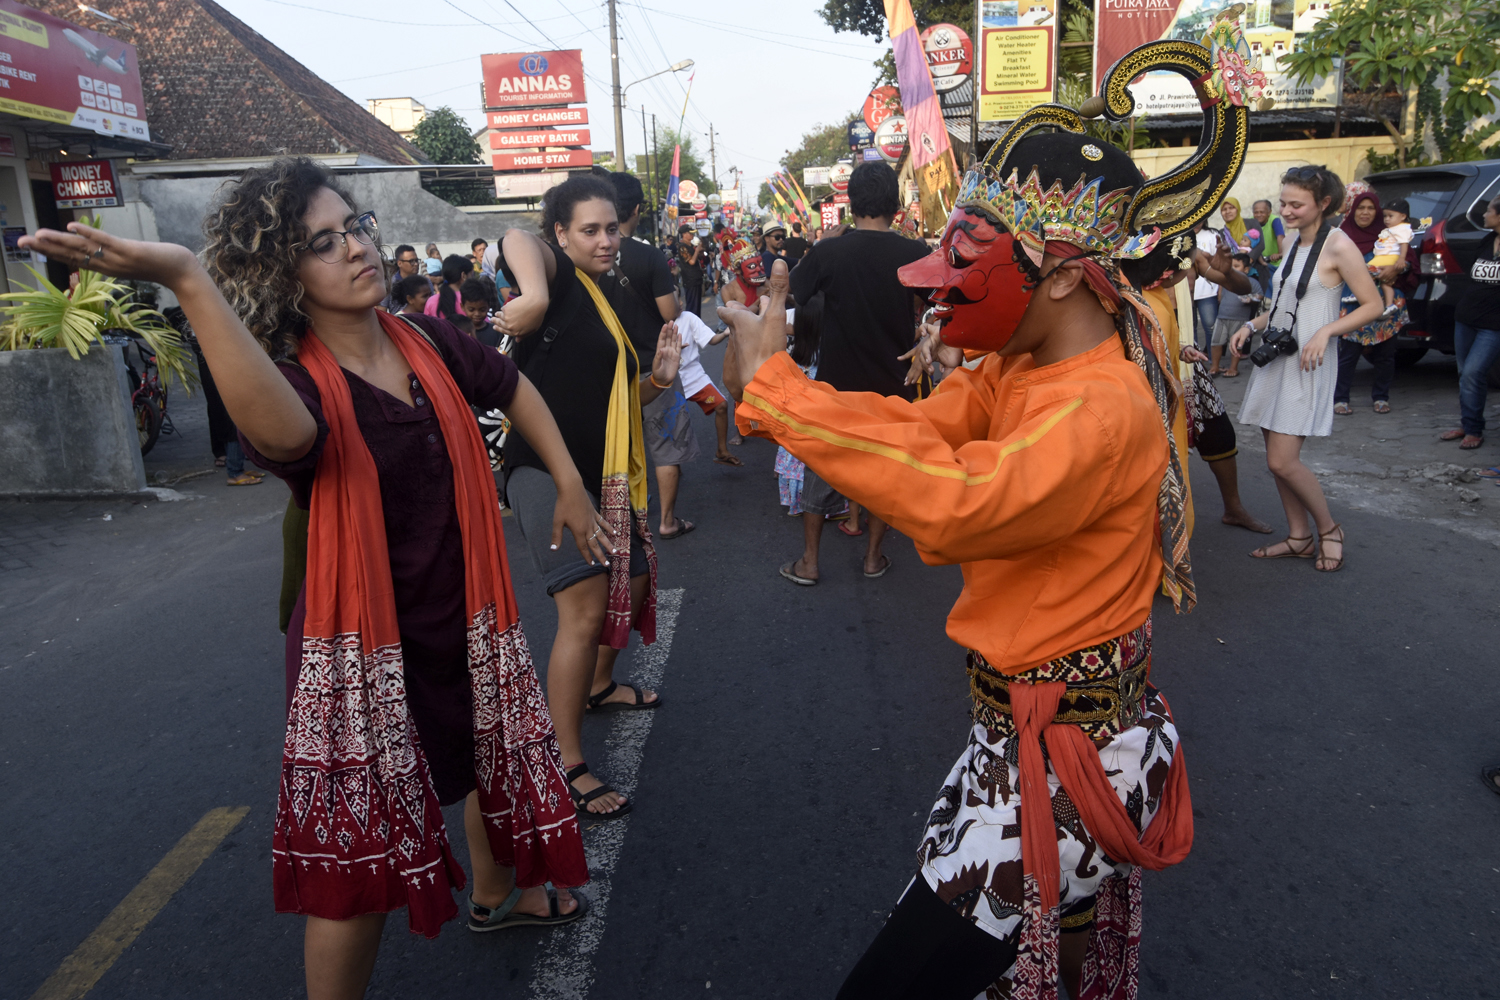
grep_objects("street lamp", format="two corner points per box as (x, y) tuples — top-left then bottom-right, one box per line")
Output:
(615, 59), (694, 172)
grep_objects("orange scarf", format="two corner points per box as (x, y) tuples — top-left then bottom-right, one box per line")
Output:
(273, 312), (586, 937)
(1008, 675), (1193, 996)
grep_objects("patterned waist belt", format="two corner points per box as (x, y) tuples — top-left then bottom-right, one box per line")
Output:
(967, 620), (1152, 741)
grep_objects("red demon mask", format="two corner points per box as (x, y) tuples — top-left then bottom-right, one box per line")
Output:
(898, 207), (1035, 351)
(738, 254), (766, 285)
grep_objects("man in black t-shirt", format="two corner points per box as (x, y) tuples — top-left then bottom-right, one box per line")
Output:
(782, 222), (811, 264)
(784, 161), (929, 584)
(600, 173), (700, 539)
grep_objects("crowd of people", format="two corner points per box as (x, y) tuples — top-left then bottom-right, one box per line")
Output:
(18, 25), (1500, 993)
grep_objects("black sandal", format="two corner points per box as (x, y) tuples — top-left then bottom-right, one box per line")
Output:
(468, 885), (590, 931)
(566, 762), (632, 821)
(586, 680), (662, 713)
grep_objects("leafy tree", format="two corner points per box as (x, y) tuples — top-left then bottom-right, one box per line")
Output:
(647, 126), (713, 209)
(1281, 0), (1500, 168)
(409, 105), (493, 207)
(758, 121), (852, 209)
(410, 106), (481, 165)
(819, 0), (971, 38)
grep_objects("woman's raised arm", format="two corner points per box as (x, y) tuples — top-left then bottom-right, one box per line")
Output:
(20, 221), (317, 461)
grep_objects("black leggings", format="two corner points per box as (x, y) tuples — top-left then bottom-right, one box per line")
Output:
(835, 878), (1018, 1000)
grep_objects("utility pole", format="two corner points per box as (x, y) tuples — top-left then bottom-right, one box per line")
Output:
(640, 105), (651, 216)
(651, 113), (660, 239)
(707, 124), (718, 191)
(609, 0), (625, 171)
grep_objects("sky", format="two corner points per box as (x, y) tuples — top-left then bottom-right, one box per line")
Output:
(217, 0), (892, 199)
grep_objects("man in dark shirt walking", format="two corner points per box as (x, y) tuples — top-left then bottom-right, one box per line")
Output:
(599, 174), (700, 539)
(782, 162), (928, 584)
(782, 222), (811, 264)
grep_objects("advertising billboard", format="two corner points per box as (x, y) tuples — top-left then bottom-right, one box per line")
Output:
(0, 0), (148, 141)
(489, 128), (590, 150)
(1093, 0), (1340, 112)
(975, 0), (1057, 122)
(50, 159), (118, 208)
(492, 149), (593, 170)
(482, 50), (586, 108)
(488, 107), (587, 129)
(920, 23), (972, 94)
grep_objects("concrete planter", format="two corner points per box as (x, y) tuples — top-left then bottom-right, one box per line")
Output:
(0, 345), (148, 497)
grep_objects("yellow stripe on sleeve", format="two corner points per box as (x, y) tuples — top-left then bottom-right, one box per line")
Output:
(741, 393), (1084, 487)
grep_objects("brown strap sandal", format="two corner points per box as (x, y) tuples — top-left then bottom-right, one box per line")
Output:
(1250, 536), (1314, 559)
(1314, 524), (1345, 573)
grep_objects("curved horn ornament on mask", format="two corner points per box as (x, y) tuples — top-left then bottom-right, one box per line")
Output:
(1087, 38), (1251, 240)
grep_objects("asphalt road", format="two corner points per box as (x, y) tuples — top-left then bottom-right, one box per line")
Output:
(3, 334), (1498, 1000)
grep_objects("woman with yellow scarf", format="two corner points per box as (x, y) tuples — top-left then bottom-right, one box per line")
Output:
(496, 176), (683, 822)
(1219, 196), (1249, 249)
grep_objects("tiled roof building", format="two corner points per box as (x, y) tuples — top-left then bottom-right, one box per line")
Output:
(21, 0), (428, 164)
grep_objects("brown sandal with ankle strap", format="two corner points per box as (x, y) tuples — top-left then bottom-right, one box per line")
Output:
(1250, 536), (1314, 559)
(1314, 524), (1345, 573)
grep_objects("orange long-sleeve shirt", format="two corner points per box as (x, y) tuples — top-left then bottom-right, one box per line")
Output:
(738, 337), (1168, 674)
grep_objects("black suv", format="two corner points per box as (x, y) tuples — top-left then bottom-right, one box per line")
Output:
(1364, 160), (1500, 374)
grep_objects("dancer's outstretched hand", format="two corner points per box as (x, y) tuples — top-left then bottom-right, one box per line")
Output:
(719, 258), (789, 402)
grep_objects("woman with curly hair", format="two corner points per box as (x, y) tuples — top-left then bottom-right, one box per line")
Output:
(20, 157), (604, 999)
(493, 174), (682, 821)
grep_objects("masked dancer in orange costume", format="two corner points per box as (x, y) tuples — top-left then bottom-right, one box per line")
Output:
(721, 39), (1253, 1000)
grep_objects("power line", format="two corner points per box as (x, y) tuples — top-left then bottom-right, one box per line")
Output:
(255, 0), (496, 27)
(628, 3), (884, 59)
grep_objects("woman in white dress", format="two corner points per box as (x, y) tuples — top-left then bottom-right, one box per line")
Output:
(1230, 166), (1384, 572)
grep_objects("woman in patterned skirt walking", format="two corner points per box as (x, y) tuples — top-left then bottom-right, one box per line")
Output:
(1231, 166), (1384, 572)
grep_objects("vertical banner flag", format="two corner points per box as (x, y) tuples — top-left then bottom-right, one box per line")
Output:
(1093, 0), (1340, 111)
(665, 145), (682, 231)
(884, 0), (960, 232)
(975, 0), (1058, 122)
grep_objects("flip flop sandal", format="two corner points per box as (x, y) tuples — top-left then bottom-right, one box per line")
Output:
(1440, 429), (1467, 441)
(468, 885), (590, 932)
(1373, 400), (1391, 413)
(1482, 765), (1500, 797)
(227, 473), (263, 486)
(586, 680), (661, 713)
(1333, 402), (1353, 415)
(863, 555), (893, 579)
(566, 763), (632, 821)
(658, 518), (696, 539)
(1250, 536), (1314, 559)
(1220, 370), (1239, 377)
(779, 561), (817, 586)
(713, 454), (744, 466)
(214, 457), (226, 468)
(837, 521), (864, 537)
(1460, 435), (1484, 450)
(1476, 467), (1500, 479)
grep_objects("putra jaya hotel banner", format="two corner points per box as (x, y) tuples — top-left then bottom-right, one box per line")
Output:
(1093, 0), (1340, 113)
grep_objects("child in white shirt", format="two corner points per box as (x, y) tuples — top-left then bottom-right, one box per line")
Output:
(674, 311), (739, 465)
(1369, 199), (1413, 317)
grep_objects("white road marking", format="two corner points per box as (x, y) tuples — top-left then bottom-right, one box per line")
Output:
(528, 587), (683, 1000)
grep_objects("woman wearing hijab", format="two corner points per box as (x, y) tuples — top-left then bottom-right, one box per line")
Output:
(1332, 190), (1405, 415)
(1220, 197), (1249, 249)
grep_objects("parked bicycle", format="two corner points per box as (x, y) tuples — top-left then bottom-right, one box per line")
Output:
(101, 328), (174, 455)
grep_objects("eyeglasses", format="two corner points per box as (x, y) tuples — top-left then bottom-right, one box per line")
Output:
(295, 213), (379, 264)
